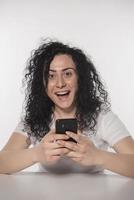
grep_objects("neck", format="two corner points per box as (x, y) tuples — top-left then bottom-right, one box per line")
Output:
(54, 107), (76, 119)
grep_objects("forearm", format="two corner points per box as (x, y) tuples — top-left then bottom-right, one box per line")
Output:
(0, 148), (37, 174)
(97, 150), (134, 178)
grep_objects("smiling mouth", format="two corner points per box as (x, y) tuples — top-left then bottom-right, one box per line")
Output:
(55, 91), (70, 98)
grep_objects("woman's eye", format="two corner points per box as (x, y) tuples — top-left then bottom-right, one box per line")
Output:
(64, 71), (72, 77)
(48, 74), (55, 79)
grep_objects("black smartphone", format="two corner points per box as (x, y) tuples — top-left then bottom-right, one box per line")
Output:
(56, 118), (77, 143)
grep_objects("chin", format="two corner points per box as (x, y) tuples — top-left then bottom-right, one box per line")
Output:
(57, 105), (72, 110)
(56, 102), (74, 111)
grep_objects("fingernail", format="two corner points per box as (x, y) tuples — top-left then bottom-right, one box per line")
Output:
(66, 131), (71, 135)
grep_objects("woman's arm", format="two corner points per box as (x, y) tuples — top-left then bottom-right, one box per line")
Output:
(0, 131), (70, 174)
(59, 132), (134, 177)
(97, 136), (134, 177)
(0, 132), (37, 174)
(97, 149), (134, 177)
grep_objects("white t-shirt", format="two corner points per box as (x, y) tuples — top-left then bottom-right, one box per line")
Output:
(14, 110), (130, 173)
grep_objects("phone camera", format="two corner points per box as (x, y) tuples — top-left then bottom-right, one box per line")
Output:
(62, 124), (65, 128)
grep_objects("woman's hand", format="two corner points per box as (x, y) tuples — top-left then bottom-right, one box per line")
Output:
(57, 131), (100, 167)
(33, 130), (70, 165)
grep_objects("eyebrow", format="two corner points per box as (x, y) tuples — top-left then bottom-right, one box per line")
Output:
(49, 67), (76, 72)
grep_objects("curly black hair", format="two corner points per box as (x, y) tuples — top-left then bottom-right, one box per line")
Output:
(22, 39), (110, 141)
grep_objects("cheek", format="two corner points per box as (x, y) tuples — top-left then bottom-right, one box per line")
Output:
(46, 82), (54, 93)
(46, 84), (57, 102)
(46, 84), (52, 98)
(71, 78), (78, 91)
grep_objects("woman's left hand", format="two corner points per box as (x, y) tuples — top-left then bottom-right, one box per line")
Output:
(57, 131), (100, 166)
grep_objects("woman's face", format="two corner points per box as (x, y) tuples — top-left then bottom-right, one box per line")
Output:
(46, 54), (78, 113)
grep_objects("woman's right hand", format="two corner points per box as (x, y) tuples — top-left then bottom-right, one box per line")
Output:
(33, 130), (70, 165)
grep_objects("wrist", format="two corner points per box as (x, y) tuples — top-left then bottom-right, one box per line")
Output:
(95, 149), (115, 169)
(30, 147), (39, 164)
(94, 149), (106, 167)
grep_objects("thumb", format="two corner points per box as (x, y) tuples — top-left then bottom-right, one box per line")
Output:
(77, 130), (82, 135)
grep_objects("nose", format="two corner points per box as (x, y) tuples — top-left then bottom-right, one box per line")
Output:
(56, 75), (66, 88)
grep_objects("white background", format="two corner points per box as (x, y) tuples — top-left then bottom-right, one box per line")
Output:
(0, 0), (134, 150)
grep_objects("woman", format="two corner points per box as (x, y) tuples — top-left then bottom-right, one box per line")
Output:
(1, 40), (134, 176)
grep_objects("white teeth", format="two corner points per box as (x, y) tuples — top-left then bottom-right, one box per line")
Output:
(56, 91), (69, 95)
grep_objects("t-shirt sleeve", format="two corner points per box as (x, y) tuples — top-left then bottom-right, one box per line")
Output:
(98, 110), (131, 147)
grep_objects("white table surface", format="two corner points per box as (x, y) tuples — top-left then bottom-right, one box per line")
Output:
(0, 172), (134, 200)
